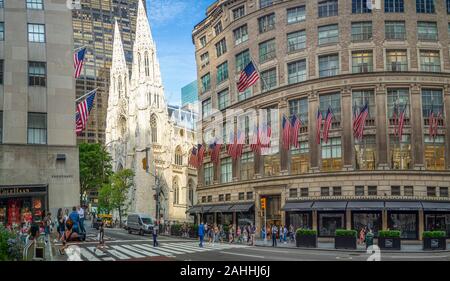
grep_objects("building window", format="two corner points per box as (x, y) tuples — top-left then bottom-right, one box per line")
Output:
(264, 154), (280, 176)
(204, 163), (213, 186)
(219, 194), (224, 202)
(214, 21), (223, 36)
(0, 0), (3, 8)
(215, 38), (227, 57)
(260, 68), (277, 92)
(289, 188), (298, 198)
(318, 0), (338, 18)
(386, 50), (408, 71)
(422, 89), (444, 126)
(440, 187), (449, 197)
(385, 21), (406, 40)
(216, 61), (229, 84)
(246, 192), (253, 200)
(224, 194), (230, 201)
(368, 186), (377, 196)
(207, 195), (212, 202)
(352, 0), (370, 13)
(0, 22), (4, 41)
(287, 30), (306, 53)
(355, 135), (376, 170)
(287, 6), (306, 24)
(320, 92), (341, 123)
(319, 54), (339, 78)
(300, 188), (308, 197)
(291, 141), (309, 174)
(390, 134), (411, 170)
(221, 157), (232, 183)
(218, 89), (229, 111)
(260, 0), (273, 8)
(202, 98), (211, 118)
(201, 73), (211, 93)
(404, 186), (414, 196)
(318, 24), (339, 45)
(199, 36), (207, 48)
(289, 98), (308, 129)
(173, 180), (179, 204)
(238, 88), (252, 102)
(321, 187), (330, 196)
(424, 135), (445, 170)
(200, 52), (209, 68)
(333, 186), (342, 196)
(28, 62), (46, 87)
(417, 22), (438, 41)
(235, 49), (250, 72)
(27, 113), (47, 144)
(28, 24), (45, 43)
(150, 115), (157, 143)
(351, 22), (372, 42)
(188, 181), (194, 206)
(355, 186), (365, 196)
(144, 52), (150, 77)
(353, 90), (375, 120)
(352, 50), (373, 73)
(233, 6), (245, 20)
(322, 137), (342, 171)
(258, 13), (275, 33)
(448, 0), (450, 13)
(385, 0), (404, 12)
(27, 0), (43, 9)
(387, 88), (410, 123)
(259, 39), (276, 63)
(416, 0), (435, 13)
(391, 186), (401, 196)
(427, 186), (436, 197)
(420, 50), (441, 72)
(241, 152), (254, 180)
(0, 111), (2, 143)
(201, 196), (206, 203)
(287, 59), (306, 84)
(239, 192), (245, 200)
(175, 146), (183, 165)
(234, 25), (248, 45)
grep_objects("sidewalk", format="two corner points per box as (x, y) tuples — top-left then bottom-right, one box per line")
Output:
(255, 238), (450, 253)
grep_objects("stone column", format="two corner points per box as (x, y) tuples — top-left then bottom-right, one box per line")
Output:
(312, 210), (318, 232)
(279, 98), (289, 174)
(308, 92), (320, 171)
(375, 84), (389, 169)
(418, 209), (424, 241)
(382, 209), (388, 231)
(341, 86), (353, 170)
(410, 83), (424, 170)
(445, 86), (450, 169)
(346, 209), (352, 230)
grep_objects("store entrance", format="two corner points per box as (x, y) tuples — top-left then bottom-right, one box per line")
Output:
(260, 194), (281, 235)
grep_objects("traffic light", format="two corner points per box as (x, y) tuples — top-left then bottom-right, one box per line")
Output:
(142, 157), (147, 170)
(260, 197), (266, 210)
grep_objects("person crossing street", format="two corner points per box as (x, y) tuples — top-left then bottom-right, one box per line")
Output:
(198, 221), (205, 247)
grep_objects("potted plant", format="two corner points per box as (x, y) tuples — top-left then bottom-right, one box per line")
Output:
(378, 230), (401, 250)
(423, 231), (446, 250)
(295, 229), (317, 248)
(335, 229), (357, 249)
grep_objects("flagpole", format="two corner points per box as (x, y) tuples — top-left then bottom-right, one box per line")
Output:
(73, 45), (87, 52)
(75, 88), (99, 103)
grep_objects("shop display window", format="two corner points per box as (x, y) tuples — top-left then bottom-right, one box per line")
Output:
(352, 212), (381, 236)
(388, 212), (418, 239)
(318, 212), (344, 236)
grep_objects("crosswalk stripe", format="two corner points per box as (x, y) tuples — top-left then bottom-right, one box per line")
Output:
(168, 243), (212, 252)
(112, 245), (146, 258)
(121, 244), (158, 257)
(157, 244), (198, 254)
(139, 244), (185, 255)
(79, 248), (100, 261)
(107, 249), (131, 259)
(131, 244), (176, 257)
(87, 246), (106, 257)
(102, 257), (115, 261)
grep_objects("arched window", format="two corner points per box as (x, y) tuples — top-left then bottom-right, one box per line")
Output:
(145, 51), (150, 77)
(150, 114), (157, 143)
(173, 177), (179, 205)
(188, 179), (194, 206)
(175, 146), (183, 165)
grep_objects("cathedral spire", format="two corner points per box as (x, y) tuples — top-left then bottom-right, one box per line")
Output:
(111, 20), (127, 75)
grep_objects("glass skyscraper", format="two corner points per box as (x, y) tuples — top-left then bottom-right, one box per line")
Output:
(181, 80), (199, 108)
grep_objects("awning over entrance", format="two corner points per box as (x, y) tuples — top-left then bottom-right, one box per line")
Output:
(385, 201), (422, 211)
(421, 202), (450, 211)
(312, 201), (347, 211)
(209, 204), (233, 213)
(186, 205), (214, 214)
(281, 201), (313, 211)
(230, 203), (254, 212)
(346, 201), (384, 211)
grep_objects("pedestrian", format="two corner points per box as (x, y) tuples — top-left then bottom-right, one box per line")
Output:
(236, 226), (242, 243)
(94, 220), (105, 253)
(69, 206), (80, 234)
(198, 221), (205, 247)
(279, 225), (283, 243)
(43, 212), (52, 245)
(152, 222), (159, 247)
(228, 224), (234, 244)
(55, 208), (65, 243)
(359, 227), (366, 245)
(212, 224), (217, 246)
(283, 225), (288, 243)
(77, 206), (85, 234)
(289, 225), (295, 243)
(271, 224), (278, 247)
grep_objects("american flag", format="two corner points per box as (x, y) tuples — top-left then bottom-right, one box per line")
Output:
(352, 103), (360, 135)
(316, 109), (323, 144)
(227, 131), (235, 157)
(290, 114), (301, 148)
(209, 141), (221, 164)
(237, 61), (259, 93)
(281, 115), (291, 150)
(235, 131), (245, 160)
(354, 104), (369, 140)
(250, 126), (260, 154)
(259, 125), (272, 152)
(73, 47), (87, 78)
(188, 146), (198, 168)
(197, 144), (206, 166)
(428, 105), (435, 138)
(397, 104), (406, 140)
(322, 107), (333, 144)
(75, 90), (96, 135)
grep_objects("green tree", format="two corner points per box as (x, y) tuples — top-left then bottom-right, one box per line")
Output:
(79, 143), (113, 204)
(97, 183), (114, 214)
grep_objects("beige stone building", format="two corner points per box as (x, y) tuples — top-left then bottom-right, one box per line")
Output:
(0, 0), (79, 226)
(190, 0), (450, 240)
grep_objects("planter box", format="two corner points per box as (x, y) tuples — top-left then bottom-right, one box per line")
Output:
(335, 236), (357, 250)
(296, 234), (317, 248)
(423, 237), (447, 251)
(378, 237), (401, 250)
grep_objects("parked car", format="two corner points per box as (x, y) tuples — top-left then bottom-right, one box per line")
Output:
(126, 213), (154, 235)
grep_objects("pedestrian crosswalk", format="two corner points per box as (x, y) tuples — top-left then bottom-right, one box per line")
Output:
(67, 242), (247, 261)
(84, 233), (114, 242)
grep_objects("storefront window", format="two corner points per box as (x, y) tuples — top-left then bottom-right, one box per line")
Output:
(425, 213), (450, 237)
(0, 197), (44, 226)
(291, 141), (309, 174)
(262, 106), (280, 176)
(237, 212), (254, 227)
(318, 212), (345, 236)
(287, 212), (311, 230)
(355, 135), (376, 170)
(388, 212), (418, 239)
(264, 154), (280, 176)
(387, 88), (410, 124)
(217, 213), (233, 226)
(389, 134), (411, 170)
(205, 214), (214, 225)
(322, 137), (342, 171)
(424, 135), (445, 170)
(353, 212), (381, 236)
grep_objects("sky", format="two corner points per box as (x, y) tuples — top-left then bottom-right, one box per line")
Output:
(146, 0), (215, 106)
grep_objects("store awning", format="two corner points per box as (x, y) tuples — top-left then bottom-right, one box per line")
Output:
(229, 203), (254, 212)
(385, 201), (422, 211)
(346, 201), (384, 210)
(281, 201), (313, 211)
(209, 204), (233, 213)
(312, 201), (347, 211)
(186, 205), (214, 214)
(421, 202), (450, 211)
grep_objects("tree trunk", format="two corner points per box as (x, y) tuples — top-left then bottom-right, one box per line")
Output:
(118, 206), (122, 228)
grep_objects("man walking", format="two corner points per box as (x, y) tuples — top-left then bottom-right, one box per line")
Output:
(69, 206), (80, 234)
(198, 221), (205, 247)
(152, 221), (159, 247)
(271, 224), (278, 247)
(77, 206), (85, 234)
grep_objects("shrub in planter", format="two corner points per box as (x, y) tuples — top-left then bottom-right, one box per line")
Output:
(170, 224), (182, 236)
(295, 229), (317, 248)
(0, 226), (23, 261)
(378, 230), (401, 250)
(423, 231), (446, 250)
(334, 229), (357, 249)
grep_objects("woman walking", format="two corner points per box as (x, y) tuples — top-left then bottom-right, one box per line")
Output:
(94, 220), (105, 253)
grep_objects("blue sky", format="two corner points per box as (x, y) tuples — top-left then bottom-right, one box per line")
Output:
(146, 0), (215, 105)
